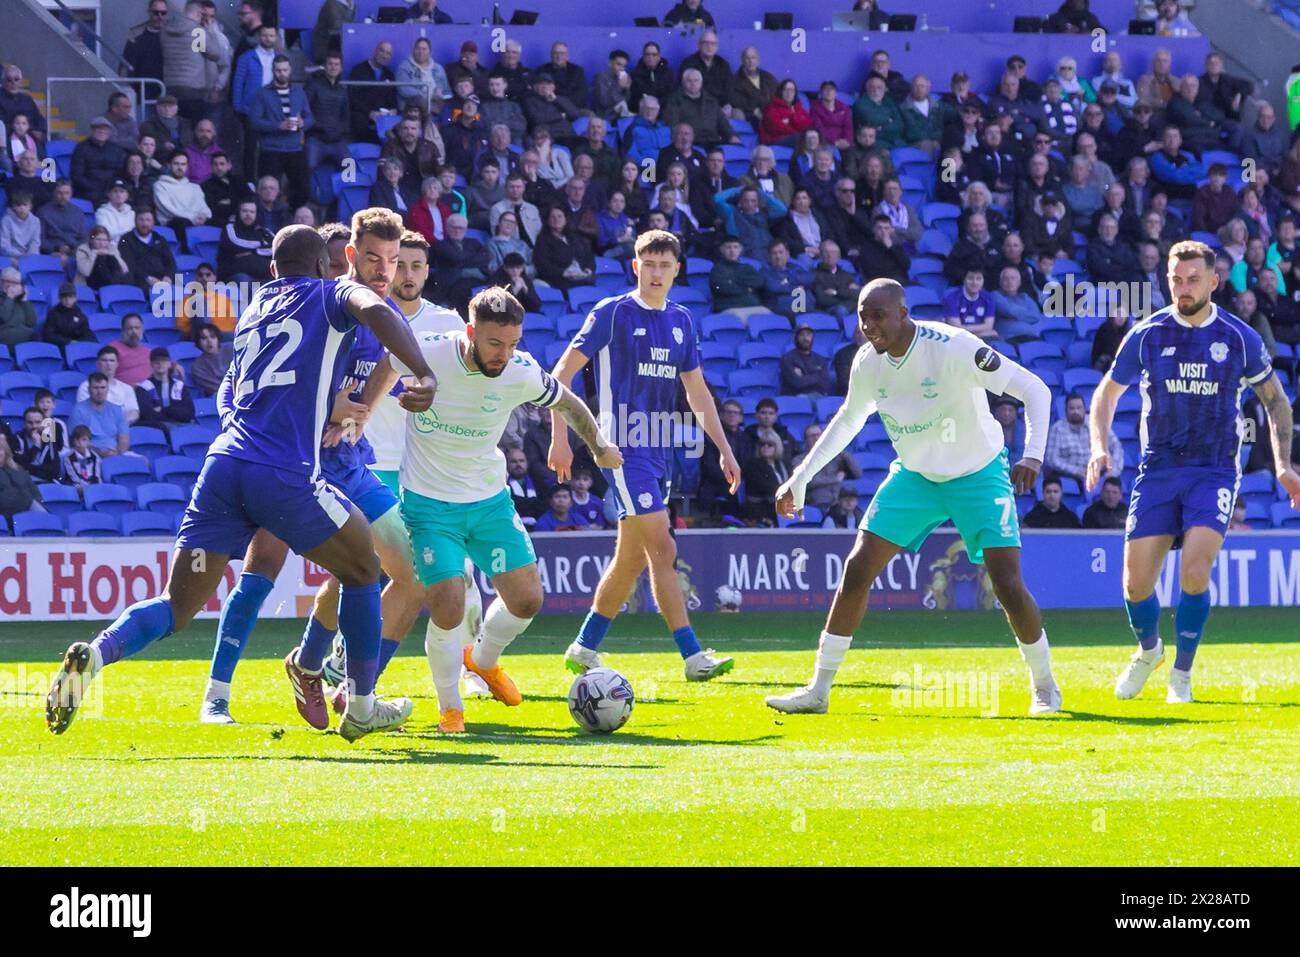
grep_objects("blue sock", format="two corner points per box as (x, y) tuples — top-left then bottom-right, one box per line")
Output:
(672, 625), (702, 659)
(209, 572), (273, 684)
(296, 614), (336, 672)
(339, 582), (382, 697)
(93, 598), (175, 666)
(376, 638), (401, 678)
(1174, 589), (1211, 672)
(1124, 593), (1162, 651)
(577, 610), (612, 650)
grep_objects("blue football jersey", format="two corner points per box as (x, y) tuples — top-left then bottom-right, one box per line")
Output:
(570, 292), (700, 467)
(321, 315), (389, 471)
(1110, 304), (1272, 470)
(210, 276), (365, 476)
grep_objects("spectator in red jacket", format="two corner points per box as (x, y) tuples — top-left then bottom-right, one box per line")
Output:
(761, 79), (812, 146)
(408, 175), (451, 245)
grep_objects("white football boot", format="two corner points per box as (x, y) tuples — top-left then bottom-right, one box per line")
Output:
(322, 634), (346, 688)
(684, 648), (735, 682)
(564, 640), (603, 675)
(1115, 639), (1165, 699)
(199, 698), (236, 724)
(765, 684), (829, 714)
(1028, 682), (1063, 715)
(338, 696), (414, 742)
(1166, 668), (1193, 704)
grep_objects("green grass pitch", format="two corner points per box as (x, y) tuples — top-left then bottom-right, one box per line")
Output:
(2, 610), (1298, 866)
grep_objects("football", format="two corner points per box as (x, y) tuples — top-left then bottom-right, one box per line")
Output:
(567, 667), (635, 734)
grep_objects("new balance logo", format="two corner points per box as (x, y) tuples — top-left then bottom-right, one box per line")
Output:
(633, 328), (647, 336)
(1161, 347), (1176, 356)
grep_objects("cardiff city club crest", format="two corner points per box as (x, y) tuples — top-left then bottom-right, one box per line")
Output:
(1210, 341), (1228, 363)
(672, 326), (684, 345)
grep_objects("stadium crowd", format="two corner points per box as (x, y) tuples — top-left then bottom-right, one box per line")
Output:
(1, 0), (1299, 536)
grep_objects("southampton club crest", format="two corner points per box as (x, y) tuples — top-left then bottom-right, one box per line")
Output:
(1210, 341), (1228, 363)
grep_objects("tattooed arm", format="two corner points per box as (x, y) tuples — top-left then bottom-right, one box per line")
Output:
(1254, 373), (1300, 508)
(549, 383), (623, 471)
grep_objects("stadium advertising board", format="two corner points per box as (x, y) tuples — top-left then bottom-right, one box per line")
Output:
(3, 530), (1300, 620)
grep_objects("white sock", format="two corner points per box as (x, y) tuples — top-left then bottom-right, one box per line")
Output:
(811, 632), (853, 696)
(1017, 630), (1055, 686)
(204, 678), (231, 703)
(425, 619), (466, 711)
(346, 689), (375, 721)
(472, 598), (532, 669)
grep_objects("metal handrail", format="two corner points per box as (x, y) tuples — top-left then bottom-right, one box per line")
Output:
(44, 0), (130, 72)
(336, 77), (439, 117)
(45, 77), (167, 140)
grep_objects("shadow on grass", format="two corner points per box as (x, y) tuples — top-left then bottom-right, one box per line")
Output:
(431, 722), (783, 748)
(865, 709), (1228, 726)
(72, 745), (666, 770)
(721, 679), (898, 691)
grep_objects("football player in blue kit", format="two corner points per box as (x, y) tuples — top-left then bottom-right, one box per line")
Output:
(1088, 241), (1300, 703)
(45, 224), (437, 742)
(548, 230), (741, 681)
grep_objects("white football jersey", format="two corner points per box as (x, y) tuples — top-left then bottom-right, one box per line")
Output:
(367, 299), (464, 470)
(391, 331), (563, 502)
(847, 322), (1015, 481)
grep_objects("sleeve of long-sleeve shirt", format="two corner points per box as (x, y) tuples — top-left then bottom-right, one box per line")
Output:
(787, 346), (876, 507)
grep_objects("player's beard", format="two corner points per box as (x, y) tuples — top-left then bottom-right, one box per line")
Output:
(394, 278), (422, 304)
(470, 339), (506, 378)
(1175, 293), (1210, 318)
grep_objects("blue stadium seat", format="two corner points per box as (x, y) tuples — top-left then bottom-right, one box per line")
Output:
(186, 225), (221, 251)
(907, 257), (944, 279)
(852, 470), (888, 496)
(154, 454), (203, 490)
(170, 424), (217, 458)
(84, 483), (135, 518)
(523, 312), (556, 335)
(101, 455), (155, 492)
(686, 256), (714, 275)
(747, 313), (793, 343)
(48, 369), (84, 402)
(128, 426), (170, 461)
(38, 483), (82, 516)
(555, 313), (587, 339)
(67, 511), (121, 537)
(1062, 367), (1103, 395)
(737, 341), (785, 370)
(535, 285), (568, 320)
(815, 395), (844, 422)
(347, 142), (382, 161)
(13, 511), (65, 537)
(137, 482), (188, 521)
(1271, 501), (1300, 528)
(0, 371), (43, 404)
(15, 342), (67, 378)
(193, 396), (221, 431)
(122, 511), (175, 537)
(89, 312), (120, 337)
(1238, 471), (1275, 497)
(920, 202), (961, 228)
(98, 284), (147, 318)
(665, 286), (708, 304)
(543, 340), (569, 369)
(728, 367), (778, 398)
(1065, 340), (1093, 368)
(700, 313), (746, 350)
(916, 230), (952, 257)
(567, 286), (604, 312)
(142, 313), (181, 347)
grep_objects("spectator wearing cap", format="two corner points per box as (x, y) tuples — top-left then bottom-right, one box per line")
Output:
(709, 235), (765, 317)
(1022, 477), (1082, 529)
(0, 268), (36, 347)
(136, 346), (195, 429)
(119, 207), (176, 292)
(444, 95), (488, 173)
(780, 324), (833, 397)
(76, 346), (140, 424)
(822, 486), (865, 528)
(524, 72), (581, 146)
(42, 282), (94, 349)
(71, 117), (127, 205)
(447, 41), (491, 98)
(0, 190), (41, 259)
(140, 95), (194, 164)
(311, 0), (356, 66)
(95, 180), (136, 243)
(1022, 191), (1075, 260)
(1092, 52), (1138, 109)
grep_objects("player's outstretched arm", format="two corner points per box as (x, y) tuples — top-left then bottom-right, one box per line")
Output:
(550, 382), (622, 471)
(547, 345), (591, 480)
(1253, 373), (1300, 508)
(1000, 361), (1052, 494)
(681, 367), (740, 493)
(778, 353), (878, 518)
(345, 287), (435, 400)
(1087, 375), (1127, 492)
